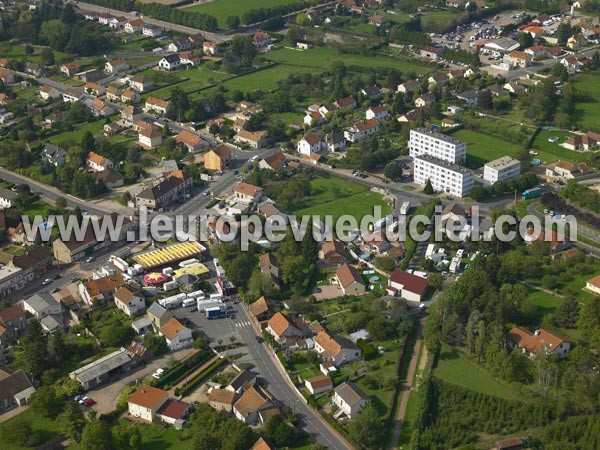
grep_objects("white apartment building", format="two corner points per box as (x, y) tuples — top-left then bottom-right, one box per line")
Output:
(409, 128), (467, 164)
(483, 156), (521, 186)
(414, 155), (474, 198)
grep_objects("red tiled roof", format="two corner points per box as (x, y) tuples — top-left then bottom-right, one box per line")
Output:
(389, 269), (429, 295)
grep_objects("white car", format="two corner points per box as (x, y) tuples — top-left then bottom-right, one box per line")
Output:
(78, 396), (89, 405)
(42, 279), (52, 285)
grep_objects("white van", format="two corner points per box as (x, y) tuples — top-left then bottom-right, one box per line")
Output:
(183, 298), (196, 308)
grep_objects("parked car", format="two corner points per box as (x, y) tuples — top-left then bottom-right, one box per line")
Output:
(42, 279), (52, 285)
(78, 396), (89, 404)
(83, 398), (96, 407)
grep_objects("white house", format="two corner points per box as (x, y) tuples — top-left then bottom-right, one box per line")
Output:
(332, 382), (369, 418)
(314, 329), (361, 366)
(507, 328), (571, 358)
(21, 293), (62, 321)
(105, 58), (129, 74)
(387, 269), (429, 302)
(87, 151), (114, 172)
(127, 385), (168, 423)
(114, 286), (146, 317)
(142, 25), (163, 37)
(124, 18), (145, 34)
(158, 54), (181, 71)
(144, 97), (170, 115)
(0, 188), (16, 209)
(304, 375), (333, 395)
(366, 105), (389, 121)
(138, 126), (163, 150)
(483, 156), (521, 186)
(344, 119), (379, 142)
(297, 134), (324, 155)
(160, 318), (193, 351)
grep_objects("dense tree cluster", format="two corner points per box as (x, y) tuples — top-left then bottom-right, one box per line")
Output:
(241, 0), (327, 25)
(470, 173), (539, 201)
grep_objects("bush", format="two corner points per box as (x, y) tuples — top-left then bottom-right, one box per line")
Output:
(357, 339), (378, 360)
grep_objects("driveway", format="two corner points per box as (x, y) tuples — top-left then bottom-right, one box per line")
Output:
(85, 348), (192, 414)
(313, 285), (344, 300)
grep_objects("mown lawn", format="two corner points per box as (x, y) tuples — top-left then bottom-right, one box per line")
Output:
(449, 129), (524, 167)
(266, 47), (432, 74)
(573, 73), (600, 131)
(0, 408), (63, 450)
(434, 346), (523, 401)
(181, 0), (293, 28)
(220, 64), (318, 93)
(47, 119), (107, 147)
(530, 129), (590, 164)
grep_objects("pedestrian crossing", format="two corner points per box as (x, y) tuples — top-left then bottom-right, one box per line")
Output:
(234, 321), (251, 328)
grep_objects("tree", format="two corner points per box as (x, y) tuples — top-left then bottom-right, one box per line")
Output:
(81, 130), (95, 152)
(518, 31), (534, 50)
(59, 402), (86, 443)
(551, 63), (569, 82)
(51, 330), (67, 363)
(100, 319), (135, 347)
(265, 414), (294, 447)
(61, 3), (78, 24)
(347, 404), (384, 450)
(226, 15), (240, 30)
(55, 196), (67, 212)
(384, 161), (403, 180)
(39, 19), (69, 50)
(553, 294), (580, 329)
(80, 420), (113, 450)
(40, 47), (55, 66)
(24, 44), (34, 54)
(112, 424), (142, 450)
(477, 89), (493, 111)
(144, 333), (169, 356)
(22, 319), (49, 377)
(30, 385), (64, 418)
(423, 179), (434, 195)
(209, 124), (221, 136)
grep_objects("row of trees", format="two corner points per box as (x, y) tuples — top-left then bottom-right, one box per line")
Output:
(470, 173), (539, 201)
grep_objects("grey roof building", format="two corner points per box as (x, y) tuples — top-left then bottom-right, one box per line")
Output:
(69, 349), (132, 390)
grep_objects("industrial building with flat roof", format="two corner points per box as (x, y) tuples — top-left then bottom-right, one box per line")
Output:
(69, 349), (132, 390)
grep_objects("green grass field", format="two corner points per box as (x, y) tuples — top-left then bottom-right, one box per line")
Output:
(449, 129), (524, 167)
(434, 346), (522, 401)
(0, 43), (70, 63)
(140, 67), (230, 100)
(48, 119), (107, 147)
(573, 73), (600, 131)
(265, 47), (432, 75)
(181, 0), (293, 28)
(0, 408), (63, 450)
(530, 129), (590, 164)
(220, 64), (318, 93)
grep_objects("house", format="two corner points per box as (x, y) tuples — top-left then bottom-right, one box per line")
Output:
(38, 85), (60, 101)
(562, 131), (600, 151)
(121, 106), (142, 127)
(506, 50), (532, 68)
(360, 85), (382, 99)
(522, 25), (543, 38)
(95, 166), (124, 188)
(415, 93), (436, 108)
(545, 160), (588, 179)
(143, 25), (163, 37)
(89, 98), (115, 117)
(147, 302), (173, 330)
(397, 107), (428, 123)
(344, 119), (379, 142)
(332, 382), (369, 418)
(138, 126), (163, 150)
(259, 152), (286, 171)
(266, 312), (311, 345)
(325, 131), (347, 152)
(314, 329), (361, 365)
(232, 183), (263, 204)
(420, 46), (443, 60)
(0, 305), (30, 344)
(206, 117), (226, 135)
(21, 292), (63, 334)
(319, 103), (338, 117)
(304, 111), (324, 126)
(124, 18), (145, 34)
(0, 370), (35, 409)
(79, 274), (126, 306)
(233, 385), (274, 425)
(209, 388), (237, 412)
(24, 62), (47, 77)
(179, 52), (201, 67)
(159, 54), (181, 71)
(203, 40), (219, 55)
(0, 69), (14, 84)
(525, 45), (553, 60)
(127, 384), (168, 422)
(387, 269), (429, 302)
(397, 79), (421, 95)
(42, 143), (66, 167)
(335, 263), (365, 295)
(494, 437), (526, 450)
(175, 129), (208, 153)
(567, 33), (587, 49)
(305, 375), (333, 394)
(483, 38), (520, 56)
(70, 349), (132, 390)
(0, 188), (16, 209)
(85, 82), (105, 96)
(319, 240), (346, 266)
(252, 31), (271, 48)
(60, 61), (80, 77)
(228, 370), (257, 394)
(160, 317), (193, 351)
(442, 118), (459, 128)
(297, 134), (324, 155)
(456, 90), (480, 107)
(234, 130), (267, 149)
(62, 87), (87, 103)
(127, 76), (153, 94)
(251, 437), (276, 450)
(135, 170), (192, 210)
(296, 40), (310, 50)
(108, 16), (128, 29)
(87, 151), (114, 172)
(561, 55), (581, 74)
(260, 253), (280, 285)
(249, 296), (274, 326)
(114, 286), (145, 317)
(507, 327), (570, 358)
(156, 398), (189, 428)
(446, 0), (464, 7)
(105, 58), (129, 74)
(106, 86), (121, 102)
(75, 68), (105, 83)
(361, 230), (391, 253)
(366, 105), (389, 121)
(121, 89), (139, 104)
(369, 15), (390, 27)
(204, 144), (232, 171)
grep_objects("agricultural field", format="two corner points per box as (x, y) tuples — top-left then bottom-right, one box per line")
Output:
(138, 67), (230, 100)
(181, 0), (294, 28)
(219, 64), (318, 93)
(434, 345), (523, 401)
(449, 129), (524, 167)
(530, 129), (590, 163)
(573, 73), (600, 132)
(266, 47), (433, 75)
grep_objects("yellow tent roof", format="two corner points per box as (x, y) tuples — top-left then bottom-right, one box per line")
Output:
(133, 241), (206, 269)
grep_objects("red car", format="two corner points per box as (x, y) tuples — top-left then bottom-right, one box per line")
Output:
(83, 398), (96, 407)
